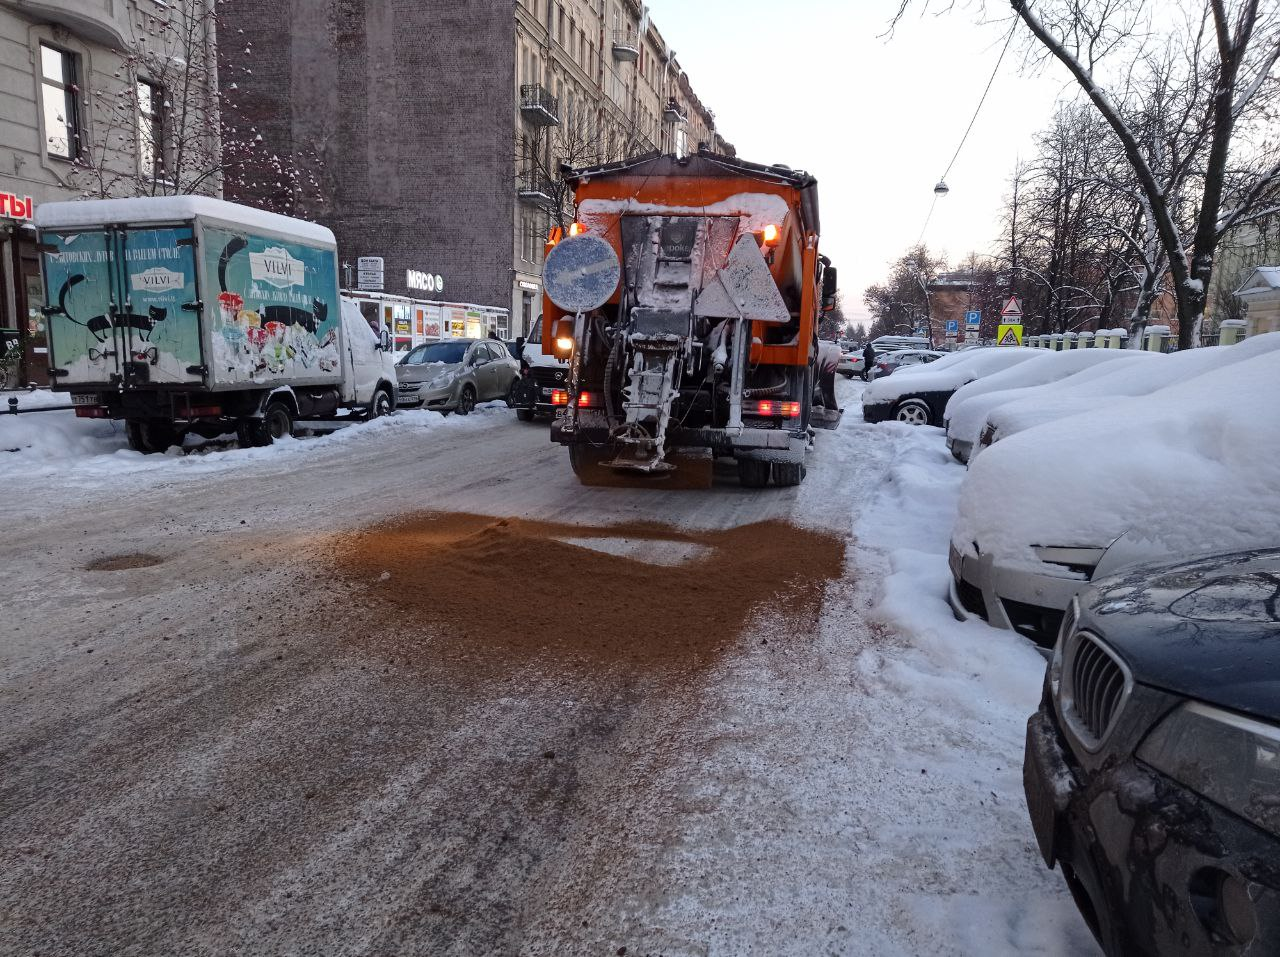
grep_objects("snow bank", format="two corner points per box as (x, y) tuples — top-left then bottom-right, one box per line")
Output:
(943, 349), (1149, 447)
(847, 417), (1097, 955)
(863, 348), (1036, 405)
(0, 403), (508, 480)
(982, 332), (1280, 452)
(955, 349), (1280, 571)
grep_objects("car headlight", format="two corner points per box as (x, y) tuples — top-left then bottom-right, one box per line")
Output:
(426, 372), (458, 390)
(1049, 596), (1078, 696)
(1137, 701), (1280, 838)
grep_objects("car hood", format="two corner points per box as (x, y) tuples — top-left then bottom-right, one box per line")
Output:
(397, 361), (463, 384)
(1078, 548), (1280, 720)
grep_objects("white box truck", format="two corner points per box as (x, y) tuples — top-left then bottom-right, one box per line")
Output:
(35, 196), (399, 452)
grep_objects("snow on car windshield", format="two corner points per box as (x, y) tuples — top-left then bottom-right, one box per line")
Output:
(954, 348), (1280, 573)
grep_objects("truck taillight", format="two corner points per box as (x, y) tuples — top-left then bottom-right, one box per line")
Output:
(578, 391), (596, 408)
(181, 406), (222, 419)
(753, 400), (800, 418)
(74, 406), (108, 419)
(550, 389), (569, 406)
(762, 223), (780, 246)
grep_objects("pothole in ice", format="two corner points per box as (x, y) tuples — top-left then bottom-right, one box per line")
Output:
(86, 553), (165, 571)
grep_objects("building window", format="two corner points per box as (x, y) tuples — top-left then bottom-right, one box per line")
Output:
(40, 44), (80, 160)
(137, 79), (167, 181)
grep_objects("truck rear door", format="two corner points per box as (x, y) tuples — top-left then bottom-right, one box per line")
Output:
(42, 225), (205, 389)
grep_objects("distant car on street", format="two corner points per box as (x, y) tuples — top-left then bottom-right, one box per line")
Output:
(396, 339), (519, 414)
(872, 349), (945, 379)
(1025, 546), (1280, 956)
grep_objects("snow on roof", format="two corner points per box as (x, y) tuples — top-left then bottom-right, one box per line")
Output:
(34, 196), (337, 246)
(954, 345), (1280, 574)
(1234, 266), (1280, 297)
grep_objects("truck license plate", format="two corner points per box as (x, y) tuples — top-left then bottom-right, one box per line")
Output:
(71, 393), (102, 406)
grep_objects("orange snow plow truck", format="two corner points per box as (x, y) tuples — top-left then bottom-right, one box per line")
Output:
(541, 148), (840, 488)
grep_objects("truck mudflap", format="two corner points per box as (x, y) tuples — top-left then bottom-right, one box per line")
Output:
(810, 406), (843, 430)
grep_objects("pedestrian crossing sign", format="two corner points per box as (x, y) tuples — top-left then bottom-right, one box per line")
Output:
(997, 323), (1024, 346)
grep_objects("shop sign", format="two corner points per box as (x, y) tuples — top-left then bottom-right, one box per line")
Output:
(0, 191), (34, 220)
(357, 256), (384, 290)
(407, 269), (444, 294)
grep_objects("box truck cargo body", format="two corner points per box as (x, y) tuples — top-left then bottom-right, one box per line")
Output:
(35, 196), (398, 452)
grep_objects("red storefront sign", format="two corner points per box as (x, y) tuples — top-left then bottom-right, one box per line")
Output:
(0, 191), (34, 220)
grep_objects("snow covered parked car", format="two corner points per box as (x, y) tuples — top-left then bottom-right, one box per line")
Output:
(971, 332), (1280, 463)
(942, 348), (1152, 462)
(861, 347), (1035, 426)
(872, 349), (945, 379)
(948, 348), (1280, 646)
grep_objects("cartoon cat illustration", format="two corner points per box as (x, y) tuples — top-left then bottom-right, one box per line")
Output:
(49, 275), (168, 344)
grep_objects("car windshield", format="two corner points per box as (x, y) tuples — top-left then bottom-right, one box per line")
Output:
(403, 342), (468, 365)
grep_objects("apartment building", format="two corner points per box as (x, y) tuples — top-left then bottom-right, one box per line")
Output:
(513, 0), (732, 333)
(0, 0), (219, 386)
(221, 0), (731, 339)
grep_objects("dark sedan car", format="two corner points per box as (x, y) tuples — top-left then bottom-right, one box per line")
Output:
(1025, 548), (1280, 956)
(861, 348), (1035, 425)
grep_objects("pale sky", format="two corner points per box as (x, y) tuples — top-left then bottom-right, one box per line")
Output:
(648, 0), (1074, 323)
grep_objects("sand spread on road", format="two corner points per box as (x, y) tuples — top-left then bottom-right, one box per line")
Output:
(329, 512), (845, 666)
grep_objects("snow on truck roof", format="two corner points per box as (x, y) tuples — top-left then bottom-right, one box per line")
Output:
(34, 195), (336, 246)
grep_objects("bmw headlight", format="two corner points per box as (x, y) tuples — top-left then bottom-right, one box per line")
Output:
(1137, 701), (1280, 838)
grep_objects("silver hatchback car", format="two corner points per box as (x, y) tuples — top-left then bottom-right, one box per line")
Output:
(395, 339), (520, 414)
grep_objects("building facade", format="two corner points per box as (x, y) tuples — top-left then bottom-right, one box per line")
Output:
(0, 0), (220, 387)
(221, 0), (731, 340)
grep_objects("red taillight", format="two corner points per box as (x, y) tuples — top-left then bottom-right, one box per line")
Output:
(181, 405), (221, 419)
(550, 389), (569, 406)
(74, 406), (108, 419)
(578, 391), (596, 408)
(753, 400), (800, 418)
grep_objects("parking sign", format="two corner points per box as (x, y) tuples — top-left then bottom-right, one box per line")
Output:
(965, 310), (981, 329)
(945, 319), (959, 336)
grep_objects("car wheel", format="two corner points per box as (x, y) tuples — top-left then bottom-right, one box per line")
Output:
(504, 379), (519, 408)
(736, 457), (771, 488)
(894, 398), (932, 426)
(456, 385), (476, 416)
(369, 387), (393, 419)
(516, 407), (536, 422)
(840, 371), (855, 379)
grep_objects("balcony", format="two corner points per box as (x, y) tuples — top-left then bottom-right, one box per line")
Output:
(519, 84), (560, 127)
(663, 98), (687, 124)
(517, 172), (555, 206)
(611, 30), (640, 61)
(1, 0), (132, 48)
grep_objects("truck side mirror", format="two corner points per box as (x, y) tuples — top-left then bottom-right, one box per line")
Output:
(821, 266), (838, 313)
(379, 328), (391, 351)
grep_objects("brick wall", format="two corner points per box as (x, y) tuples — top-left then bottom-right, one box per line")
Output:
(220, 0), (516, 309)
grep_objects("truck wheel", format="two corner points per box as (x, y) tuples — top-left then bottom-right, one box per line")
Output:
(569, 444), (613, 486)
(516, 407), (536, 422)
(125, 419), (179, 454)
(772, 461), (806, 487)
(237, 400), (293, 448)
(369, 387), (393, 419)
(456, 385), (476, 416)
(736, 457), (771, 488)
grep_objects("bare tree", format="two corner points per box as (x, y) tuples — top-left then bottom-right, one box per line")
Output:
(71, 0), (323, 214)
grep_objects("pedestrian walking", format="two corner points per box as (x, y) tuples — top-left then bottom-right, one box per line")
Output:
(862, 341), (877, 381)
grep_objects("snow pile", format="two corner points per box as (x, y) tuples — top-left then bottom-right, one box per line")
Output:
(863, 348), (1036, 405)
(955, 348), (1280, 572)
(943, 349), (1151, 447)
(0, 402), (509, 479)
(982, 332), (1280, 452)
(846, 416), (1097, 954)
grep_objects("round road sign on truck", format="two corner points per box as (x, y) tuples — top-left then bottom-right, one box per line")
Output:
(543, 234), (620, 313)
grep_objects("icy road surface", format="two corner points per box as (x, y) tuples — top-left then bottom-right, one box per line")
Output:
(0, 380), (1097, 956)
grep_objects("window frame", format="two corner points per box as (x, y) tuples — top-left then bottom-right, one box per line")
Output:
(39, 42), (81, 161)
(136, 77), (169, 182)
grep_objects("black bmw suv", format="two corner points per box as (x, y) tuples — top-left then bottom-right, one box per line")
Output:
(1025, 548), (1280, 956)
